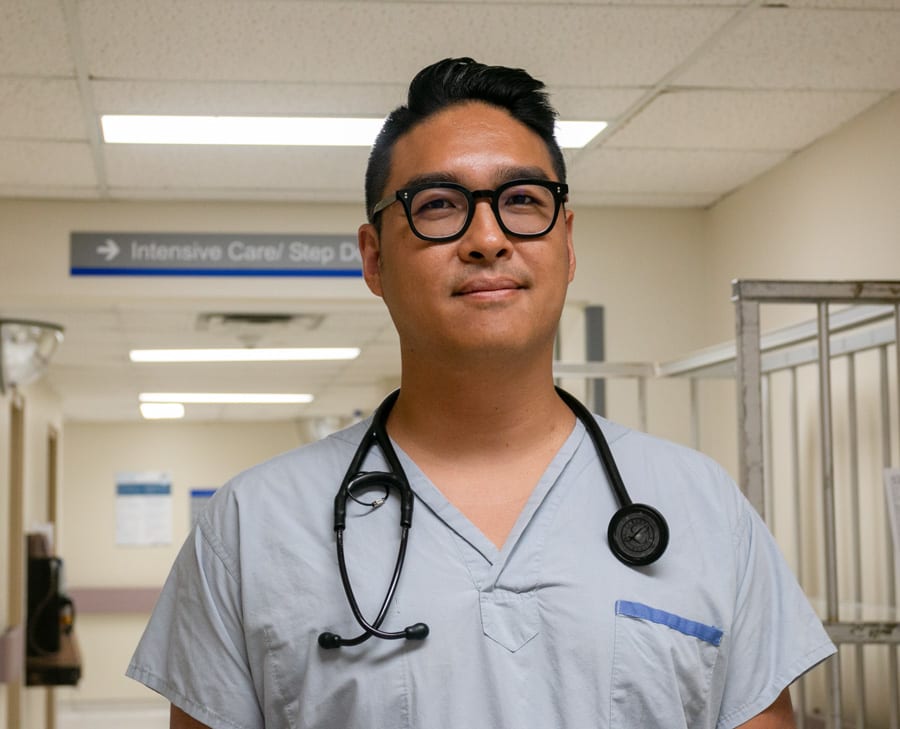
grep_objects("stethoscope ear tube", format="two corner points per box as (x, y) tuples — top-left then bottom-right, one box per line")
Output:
(320, 387), (669, 650)
(319, 523), (429, 648)
(319, 391), (429, 649)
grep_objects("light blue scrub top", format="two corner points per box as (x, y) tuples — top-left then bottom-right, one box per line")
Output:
(127, 416), (835, 729)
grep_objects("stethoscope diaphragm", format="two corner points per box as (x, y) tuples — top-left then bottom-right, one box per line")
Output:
(607, 502), (669, 567)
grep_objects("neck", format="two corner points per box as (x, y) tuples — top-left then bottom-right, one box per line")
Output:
(383, 347), (577, 550)
(386, 350), (573, 458)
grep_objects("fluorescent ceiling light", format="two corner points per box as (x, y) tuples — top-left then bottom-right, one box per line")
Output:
(555, 120), (608, 148)
(101, 115), (606, 149)
(102, 115), (386, 146)
(140, 392), (314, 404)
(130, 347), (360, 363)
(140, 402), (185, 420)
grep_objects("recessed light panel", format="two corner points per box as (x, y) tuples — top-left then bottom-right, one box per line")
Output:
(139, 393), (314, 404)
(101, 115), (607, 149)
(130, 348), (360, 363)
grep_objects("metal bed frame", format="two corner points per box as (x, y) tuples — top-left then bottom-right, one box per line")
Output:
(554, 279), (900, 728)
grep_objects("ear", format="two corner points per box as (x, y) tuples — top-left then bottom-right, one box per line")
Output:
(358, 223), (384, 297)
(564, 208), (576, 283)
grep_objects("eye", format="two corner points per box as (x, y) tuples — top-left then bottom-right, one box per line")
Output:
(501, 185), (552, 210)
(410, 188), (467, 218)
(418, 196), (454, 211)
(506, 192), (538, 206)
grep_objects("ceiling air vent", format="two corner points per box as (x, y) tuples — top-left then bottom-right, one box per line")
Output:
(196, 312), (325, 347)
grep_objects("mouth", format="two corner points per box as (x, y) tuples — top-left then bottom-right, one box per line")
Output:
(453, 277), (525, 297)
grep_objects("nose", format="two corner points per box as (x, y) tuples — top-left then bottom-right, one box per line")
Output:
(457, 198), (511, 263)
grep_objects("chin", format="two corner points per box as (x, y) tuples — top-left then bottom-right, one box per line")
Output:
(453, 330), (553, 360)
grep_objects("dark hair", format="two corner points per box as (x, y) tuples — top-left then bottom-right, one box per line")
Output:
(364, 57), (566, 224)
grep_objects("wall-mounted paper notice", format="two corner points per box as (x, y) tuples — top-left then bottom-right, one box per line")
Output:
(116, 472), (173, 546)
(190, 488), (217, 527)
(885, 468), (900, 573)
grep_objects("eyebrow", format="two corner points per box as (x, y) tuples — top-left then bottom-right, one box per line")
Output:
(400, 166), (553, 190)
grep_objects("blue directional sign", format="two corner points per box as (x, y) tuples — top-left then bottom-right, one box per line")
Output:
(70, 232), (363, 277)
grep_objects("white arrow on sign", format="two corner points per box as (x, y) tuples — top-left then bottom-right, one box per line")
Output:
(97, 238), (120, 261)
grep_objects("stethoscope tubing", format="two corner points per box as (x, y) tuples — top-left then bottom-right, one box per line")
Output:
(332, 525), (412, 645)
(554, 387), (632, 507)
(320, 391), (425, 647)
(320, 387), (667, 649)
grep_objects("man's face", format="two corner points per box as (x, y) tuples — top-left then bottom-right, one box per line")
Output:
(358, 101), (575, 365)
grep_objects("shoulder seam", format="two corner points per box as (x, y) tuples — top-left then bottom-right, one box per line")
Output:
(197, 514), (241, 585)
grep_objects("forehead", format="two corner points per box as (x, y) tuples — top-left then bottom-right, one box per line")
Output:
(386, 102), (556, 190)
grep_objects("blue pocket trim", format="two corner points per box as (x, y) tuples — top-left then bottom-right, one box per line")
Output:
(616, 600), (723, 646)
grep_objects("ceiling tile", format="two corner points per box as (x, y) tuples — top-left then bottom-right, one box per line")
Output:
(678, 7), (900, 90)
(78, 1), (733, 87)
(548, 86), (648, 122)
(49, 365), (137, 391)
(568, 147), (790, 195)
(606, 88), (886, 150)
(0, 0), (74, 76)
(0, 78), (87, 140)
(91, 79), (407, 117)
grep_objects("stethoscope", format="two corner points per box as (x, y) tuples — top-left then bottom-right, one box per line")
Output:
(318, 387), (668, 650)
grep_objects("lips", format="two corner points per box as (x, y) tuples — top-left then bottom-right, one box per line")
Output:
(453, 277), (524, 296)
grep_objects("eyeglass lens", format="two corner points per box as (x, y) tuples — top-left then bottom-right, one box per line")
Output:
(408, 182), (558, 240)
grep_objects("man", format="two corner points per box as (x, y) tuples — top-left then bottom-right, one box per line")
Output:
(129, 58), (835, 729)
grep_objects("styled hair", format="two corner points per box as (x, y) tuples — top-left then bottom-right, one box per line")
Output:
(364, 57), (566, 224)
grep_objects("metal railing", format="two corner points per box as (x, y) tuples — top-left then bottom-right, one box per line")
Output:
(554, 280), (900, 728)
(733, 280), (900, 729)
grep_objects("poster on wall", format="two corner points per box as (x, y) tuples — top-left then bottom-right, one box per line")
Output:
(116, 471), (173, 546)
(190, 488), (217, 527)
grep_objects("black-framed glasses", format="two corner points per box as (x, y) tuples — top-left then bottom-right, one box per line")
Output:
(372, 178), (568, 243)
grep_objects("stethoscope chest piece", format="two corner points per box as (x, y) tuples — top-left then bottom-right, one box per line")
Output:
(608, 502), (669, 567)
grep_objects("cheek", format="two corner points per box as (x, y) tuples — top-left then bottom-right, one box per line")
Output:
(379, 257), (438, 319)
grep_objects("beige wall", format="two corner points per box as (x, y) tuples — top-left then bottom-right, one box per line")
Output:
(564, 206), (709, 442)
(1, 90), (898, 727)
(60, 421), (303, 588)
(56, 421), (302, 709)
(704, 90), (900, 340)
(569, 206), (709, 360)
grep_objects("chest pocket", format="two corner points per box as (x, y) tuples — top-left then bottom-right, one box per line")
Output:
(479, 588), (539, 652)
(610, 600), (723, 729)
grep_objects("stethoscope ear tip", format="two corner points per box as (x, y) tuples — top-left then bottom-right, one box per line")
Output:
(405, 623), (429, 640)
(318, 632), (342, 649)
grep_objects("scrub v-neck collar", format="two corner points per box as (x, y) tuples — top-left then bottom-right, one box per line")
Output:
(391, 418), (588, 569)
